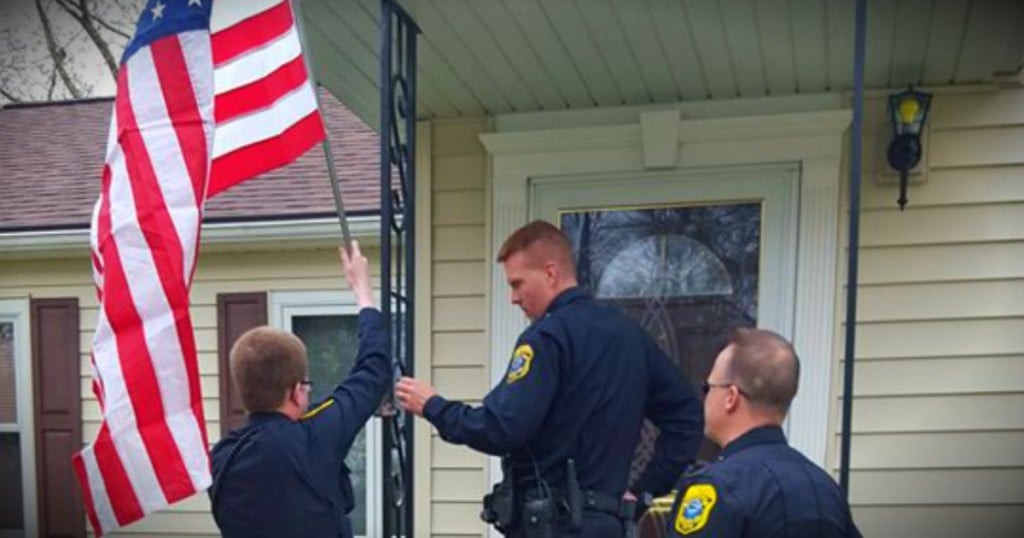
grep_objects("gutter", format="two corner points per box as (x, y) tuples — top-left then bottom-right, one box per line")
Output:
(0, 215), (381, 258)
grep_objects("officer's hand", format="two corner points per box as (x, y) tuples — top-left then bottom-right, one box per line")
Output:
(339, 240), (374, 309)
(395, 376), (437, 416)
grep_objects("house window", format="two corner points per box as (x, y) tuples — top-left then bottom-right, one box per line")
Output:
(271, 291), (381, 538)
(0, 300), (34, 538)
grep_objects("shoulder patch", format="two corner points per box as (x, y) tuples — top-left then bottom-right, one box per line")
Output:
(505, 344), (534, 384)
(674, 483), (718, 535)
(301, 398), (334, 420)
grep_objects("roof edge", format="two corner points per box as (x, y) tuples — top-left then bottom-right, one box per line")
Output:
(2, 96), (114, 110)
(0, 215), (382, 258)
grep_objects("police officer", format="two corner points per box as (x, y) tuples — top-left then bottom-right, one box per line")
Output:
(666, 328), (861, 537)
(209, 241), (390, 538)
(397, 221), (704, 537)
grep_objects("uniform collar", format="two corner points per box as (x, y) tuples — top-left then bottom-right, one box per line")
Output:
(246, 411), (291, 425)
(719, 425), (787, 460)
(543, 286), (589, 316)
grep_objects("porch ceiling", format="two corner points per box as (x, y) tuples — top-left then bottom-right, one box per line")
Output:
(302, 0), (1024, 130)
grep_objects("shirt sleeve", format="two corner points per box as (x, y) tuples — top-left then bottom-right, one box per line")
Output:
(422, 331), (561, 455)
(302, 307), (391, 455)
(633, 340), (705, 496)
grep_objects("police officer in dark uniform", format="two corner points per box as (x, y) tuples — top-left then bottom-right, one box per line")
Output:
(397, 221), (704, 537)
(209, 241), (390, 538)
(667, 328), (861, 537)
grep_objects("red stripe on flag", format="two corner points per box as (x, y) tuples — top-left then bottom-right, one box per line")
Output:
(209, 109), (325, 196)
(93, 425), (145, 528)
(151, 37), (208, 207)
(109, 69), (194, 503)
(211, 0), (292, 67)
(71, 452), (102, 535)
(150, 35), (210, 449)
(214, 55), (309, 124)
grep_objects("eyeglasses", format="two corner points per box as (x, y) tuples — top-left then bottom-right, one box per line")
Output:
(299, 379), (313, 391)
(701, 380), (748, 398)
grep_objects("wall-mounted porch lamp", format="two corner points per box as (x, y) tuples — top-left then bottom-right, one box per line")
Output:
(886, 85), (932, 210)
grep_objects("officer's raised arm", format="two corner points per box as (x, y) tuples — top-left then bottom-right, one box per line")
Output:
(302, 240), (391, 451)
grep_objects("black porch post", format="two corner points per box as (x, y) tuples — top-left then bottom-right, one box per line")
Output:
(840, 0), (867, 499)
(379, 0), (419, 535)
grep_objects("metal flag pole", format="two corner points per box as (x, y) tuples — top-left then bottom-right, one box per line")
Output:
(290, 0), (353, 249)
(839, 0), (867, 498)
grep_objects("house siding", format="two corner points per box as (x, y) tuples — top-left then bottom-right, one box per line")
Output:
(839, 87), (1024, 537)
(426, 119), (491, 538)
(1, 245), (380, 537)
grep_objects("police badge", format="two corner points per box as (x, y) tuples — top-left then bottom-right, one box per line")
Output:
(674, 483), (718, 535)
(506, 344), (534, 384)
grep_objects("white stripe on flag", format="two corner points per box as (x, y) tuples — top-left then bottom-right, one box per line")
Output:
(126, 45), (202, 282)
(107, 138), (207, 491)
(82, 445), (118, 535)
(212, 80), (317, 158)
(213, 25), (301, 94)
(210, 0), (283, 33)
(179, 29), (215, 207)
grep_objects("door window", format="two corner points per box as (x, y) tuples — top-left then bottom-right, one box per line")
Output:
(561, 202), (762, 470)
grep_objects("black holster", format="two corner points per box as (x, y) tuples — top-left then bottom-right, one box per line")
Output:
(481, 460), (518, 534)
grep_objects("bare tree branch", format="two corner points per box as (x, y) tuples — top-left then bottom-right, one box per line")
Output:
(46, 67), (58, 100)
(51, 0), (131, 40)
(35, 0), (83, 98)
(52, 0), (119, 80)
(0, 86), (24, 103)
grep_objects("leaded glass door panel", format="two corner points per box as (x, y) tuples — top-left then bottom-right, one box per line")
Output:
(531, 166), (797, 480)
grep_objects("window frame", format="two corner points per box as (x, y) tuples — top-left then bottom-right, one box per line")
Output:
(269, 290), (382, 538)
(0, 298), (36, 538)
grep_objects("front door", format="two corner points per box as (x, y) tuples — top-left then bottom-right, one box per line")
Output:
(531, 165), (797, 476)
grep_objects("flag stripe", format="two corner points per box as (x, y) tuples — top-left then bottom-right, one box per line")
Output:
(94, 162), (174, 515)
(214, 54), (308, 124)
(118, 51), (211, 495)
(92, 426), (143, 529)
(108, 66), (195, 502)
(209, 110), (324, 196)
(72, 452), (104, 534)
(214, 25), (301, 94)
(213, 80), (318, 158)
(151, 36), (208, 210)
(211, 0), (292, 66)
(209, 0), (283, 33)
(95, 313), (169, 516)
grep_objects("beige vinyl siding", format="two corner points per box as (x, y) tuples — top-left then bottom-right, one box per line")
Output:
(1, 245), (378, 537)
(427, 119), (491, 537)
(837, 87), (1024, 538)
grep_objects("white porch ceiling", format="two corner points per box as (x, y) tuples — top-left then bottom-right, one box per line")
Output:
(301, 0), (1024, 129)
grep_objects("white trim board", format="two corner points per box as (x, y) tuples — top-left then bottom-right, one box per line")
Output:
(0, 298), (37, 538)
(0, 215), (382, 259)
(479, 103), (850, 497)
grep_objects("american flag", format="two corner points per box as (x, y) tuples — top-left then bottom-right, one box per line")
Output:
(73, 0), (325, 534)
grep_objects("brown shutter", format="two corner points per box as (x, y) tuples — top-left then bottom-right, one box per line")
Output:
(31, 298), (83, 538)
(217, 293), (267, 433)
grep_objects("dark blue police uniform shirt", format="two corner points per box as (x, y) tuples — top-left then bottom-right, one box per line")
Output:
(209, 308), (390, 538)
(667, 426), (862, 537)
(423, 287), (704, 498)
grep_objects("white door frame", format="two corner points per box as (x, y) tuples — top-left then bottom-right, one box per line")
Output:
(0, 298), (36, 538)
(479, 105), (851, 501)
